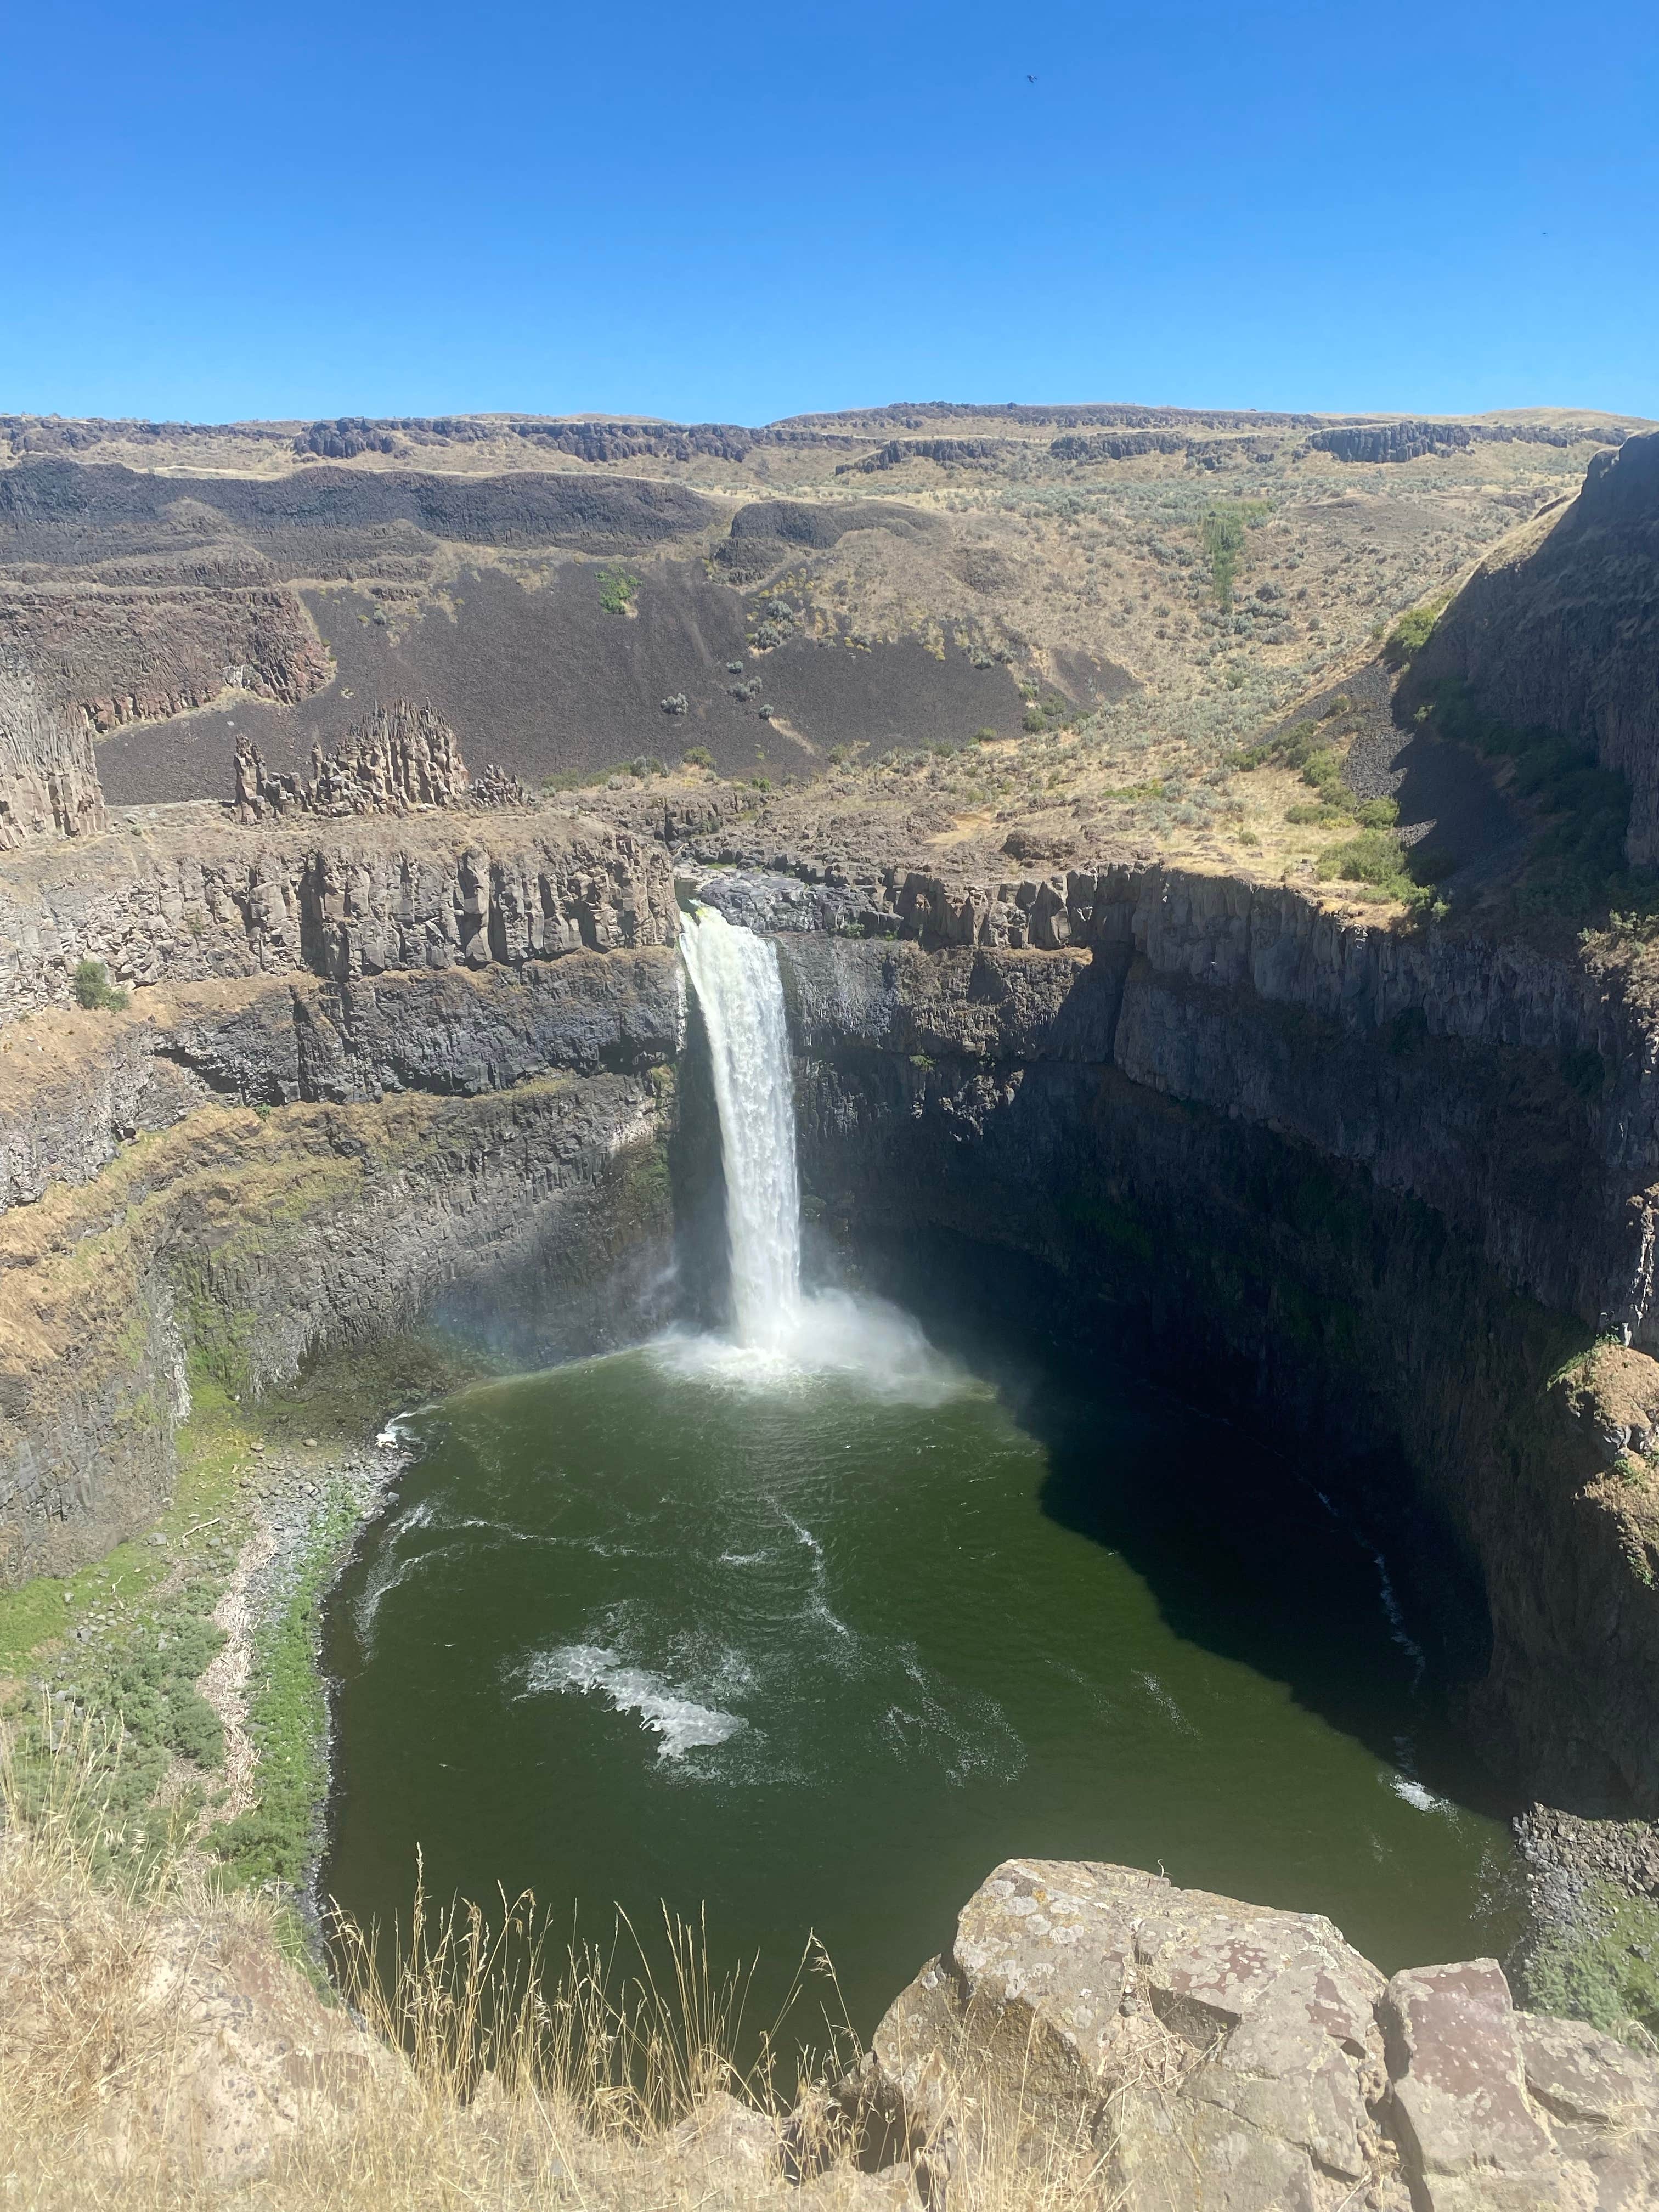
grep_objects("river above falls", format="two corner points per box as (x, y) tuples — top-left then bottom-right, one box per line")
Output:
(320, 1304), (1521, 2042)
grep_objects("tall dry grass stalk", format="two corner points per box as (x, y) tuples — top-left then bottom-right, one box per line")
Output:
(0, 1714), (1115, 2211)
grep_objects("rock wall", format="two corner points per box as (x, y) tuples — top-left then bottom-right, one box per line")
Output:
(0, 667), (107, 848)
(704, 858), (1659, 1346)
(1414, 427), (1659, 862)
(0, 804), (678, 1027)
(678, 883), (1659, 1813)
(0, 946), (682, 1582)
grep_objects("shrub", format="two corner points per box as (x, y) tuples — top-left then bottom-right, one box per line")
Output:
(681, 746), (715, 770)
(1383, 597), (1449, 669)
(659, 694), (689, 716)
(596, 567), (638, 614)
(71, 960), (127, 1012)
(1315, 827), (1425, 902)
(973, 727), (999, 744)
(1200, 500), (1270, 608)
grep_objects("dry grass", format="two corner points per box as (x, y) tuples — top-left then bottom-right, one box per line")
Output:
(0, 1722), (1116, 2212)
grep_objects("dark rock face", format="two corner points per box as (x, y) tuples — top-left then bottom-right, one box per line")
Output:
(837, 438), (1013, 475)
(1414, 428), (1659, 862)
(0, 459), (719, 556)
(0, 577), (332, 738)
(714, 498), (934, 579)
(853, 1858), (1659, 2209)
(1309, 421), (1476, 462)
(676, 866), (1659, 1816)
(1049, 429), (1190, 462)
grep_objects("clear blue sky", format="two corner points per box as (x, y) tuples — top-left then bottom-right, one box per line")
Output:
(3, 0), (1656, 425)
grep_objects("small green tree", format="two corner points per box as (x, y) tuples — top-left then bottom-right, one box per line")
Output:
(597, 567), (639, 614)
(72, 958), (128, 1011)
(1200, 500), (1270, 608)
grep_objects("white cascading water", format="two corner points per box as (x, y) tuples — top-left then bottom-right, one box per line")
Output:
(678, 904), (803, 1350)
(672, 901), (958, 1401)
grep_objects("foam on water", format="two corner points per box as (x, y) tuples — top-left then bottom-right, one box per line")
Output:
(648, 1289), (968, 1405)
(1391, 1775), (1452, 1814)
(526, 1642), (747, 1762)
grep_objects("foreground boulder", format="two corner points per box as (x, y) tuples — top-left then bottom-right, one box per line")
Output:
(849, 1858), (1659, 2209)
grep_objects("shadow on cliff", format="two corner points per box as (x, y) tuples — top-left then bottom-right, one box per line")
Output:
(842, 1228), (1521, 1827)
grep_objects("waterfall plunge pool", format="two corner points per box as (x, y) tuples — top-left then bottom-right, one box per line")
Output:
(319, 909), (1522, 2041)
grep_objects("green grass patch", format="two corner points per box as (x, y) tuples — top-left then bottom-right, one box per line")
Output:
(596, 566), (639, 614)
(211, 1483), (361, 1891)
(0, 1382), (252, 1680)
(1524, 1876), (1659, 2044)
(1315, 827), (1440, 907)
(540, 767), (613, 793)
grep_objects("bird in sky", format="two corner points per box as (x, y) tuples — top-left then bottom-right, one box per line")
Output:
(1028, 72), (1037, 83)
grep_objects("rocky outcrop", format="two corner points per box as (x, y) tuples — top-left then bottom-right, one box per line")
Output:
(1308, 421), (1476, 463)
(848, 1858), (1659, 2209)
(0, 805), (677, 1026)
(0, 953), (681, 1214)
(233, 700), (470, 821)
(1049, 430), (1191, 462)
(0, 665), (106, 847)
(0, 578), (333, 737)
(837, 439), (1014, 475)
(1413, 428), (1659, 862)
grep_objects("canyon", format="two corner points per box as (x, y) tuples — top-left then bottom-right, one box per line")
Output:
(4, 409), (1659, 2205)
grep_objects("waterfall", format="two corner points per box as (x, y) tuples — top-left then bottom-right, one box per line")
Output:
(679, 905), (803, 1351)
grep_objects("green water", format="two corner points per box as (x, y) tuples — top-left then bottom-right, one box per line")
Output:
(321, 1308), (1520, 2039)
